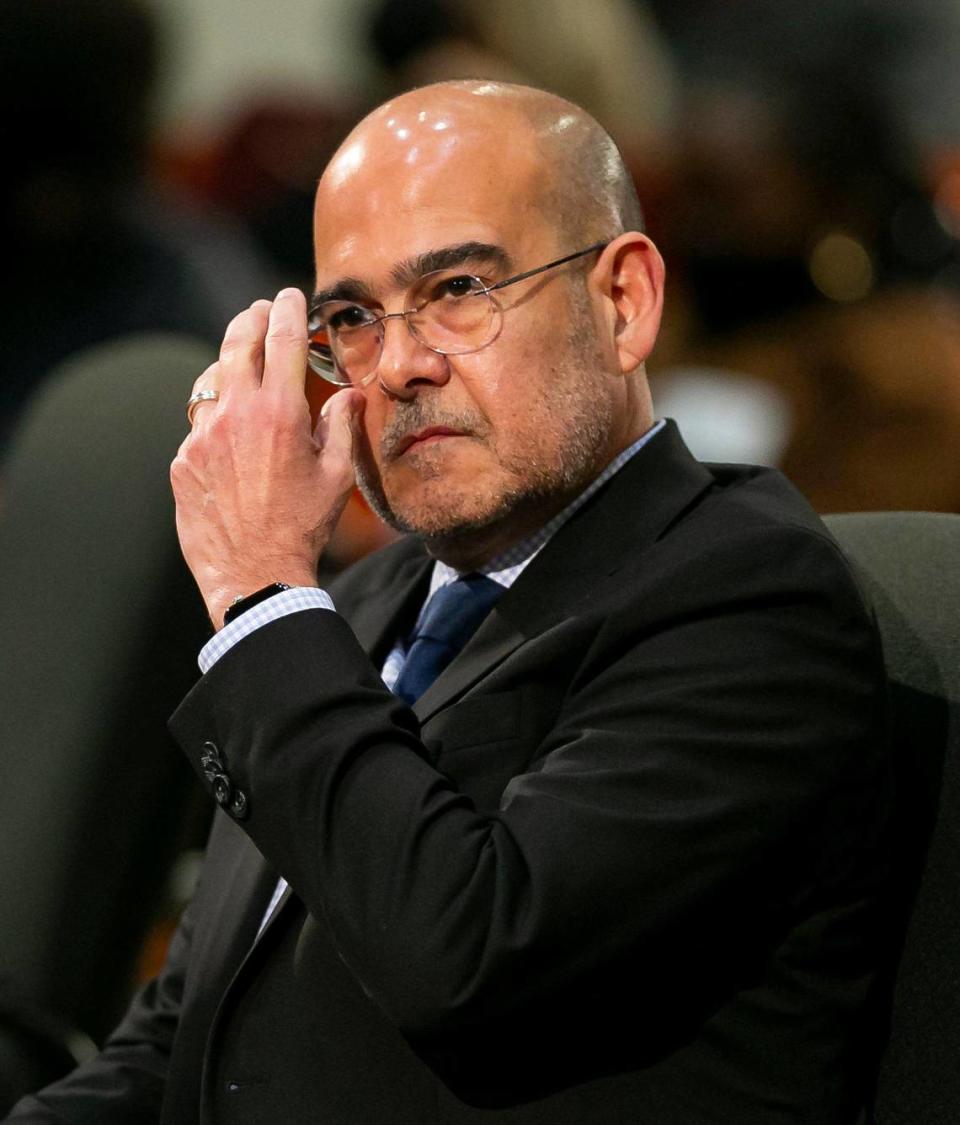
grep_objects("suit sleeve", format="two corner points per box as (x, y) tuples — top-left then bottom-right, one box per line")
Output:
(167, 520), (890, 1063)
(2, 901), (193, 1123)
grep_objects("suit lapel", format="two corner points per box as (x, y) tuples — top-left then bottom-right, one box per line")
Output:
(192, 814), (279, 982)
(332, 539), (433, 666)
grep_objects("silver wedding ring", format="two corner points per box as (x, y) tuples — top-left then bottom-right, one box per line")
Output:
(186, 389), (220, 425)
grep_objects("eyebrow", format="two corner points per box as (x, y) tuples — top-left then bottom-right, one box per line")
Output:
(392, 242), (511, 288)
(310, 242), (512, 309)
(309, 276), (376, 309)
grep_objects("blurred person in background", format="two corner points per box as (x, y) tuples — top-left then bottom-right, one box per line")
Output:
(0, 0), (390, 568)
(0, 0), (270, 454)
(645, 0), (960, 161)
(368, 0), (678, 196)
(645, 1), (960, 512)
(652, 70), (960, 512)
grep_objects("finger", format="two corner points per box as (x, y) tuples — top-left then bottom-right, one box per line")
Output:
(314, 385), (360, 439)
(262, 288), (309, 398)
(191, 361), (221, 398)
(186, 362), (223, 430)
(187, 394), (221, 431)
(218, 300), (273, 393)
(316, 388), (364, 490)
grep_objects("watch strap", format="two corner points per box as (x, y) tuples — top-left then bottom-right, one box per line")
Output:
(223, 582), (292, 625)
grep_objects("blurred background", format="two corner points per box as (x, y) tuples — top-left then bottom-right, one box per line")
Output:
(2, 0), (960, 1108)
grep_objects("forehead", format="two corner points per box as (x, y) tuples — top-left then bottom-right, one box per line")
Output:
(313, 95), (551, 291)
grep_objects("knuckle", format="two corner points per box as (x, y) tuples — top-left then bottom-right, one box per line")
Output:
(170, 452), (192, 491)
(220, 333), (261, 361)
(192, 362), (220, 394)
(272, 414), (303, 442)
(265, 322), (305, 346)
(204, 408), (232, 440)
(260, 391), (300, 426)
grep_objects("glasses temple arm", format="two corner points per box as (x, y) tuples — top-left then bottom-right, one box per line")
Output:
(483, 240), (609, 293)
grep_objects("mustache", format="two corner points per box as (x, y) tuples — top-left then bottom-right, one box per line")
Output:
(379, 399), (490, 461)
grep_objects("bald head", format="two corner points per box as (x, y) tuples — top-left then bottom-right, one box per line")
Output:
(319, 81), (643, 253)
(471, 81), (646, 244)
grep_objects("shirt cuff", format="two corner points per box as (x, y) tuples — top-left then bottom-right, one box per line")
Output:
(198, 587), (336, 672)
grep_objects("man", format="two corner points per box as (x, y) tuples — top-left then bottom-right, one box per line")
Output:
(7, 82), (893, 1123)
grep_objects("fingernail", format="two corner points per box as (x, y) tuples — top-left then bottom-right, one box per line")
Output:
(276, 287), (303, 301)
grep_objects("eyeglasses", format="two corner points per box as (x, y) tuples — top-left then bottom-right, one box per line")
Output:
(307, 241), (608, 387)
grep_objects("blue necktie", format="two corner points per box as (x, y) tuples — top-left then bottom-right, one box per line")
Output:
(393, 573), (504, 705)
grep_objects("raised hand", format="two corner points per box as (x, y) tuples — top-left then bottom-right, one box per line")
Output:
(171, 288), (365, 629)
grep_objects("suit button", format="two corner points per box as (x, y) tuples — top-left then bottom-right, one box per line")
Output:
(212, 774), (233, 806)
(200, 741), (225, 783)
(226, 1081), (240, 1093)
(229, 788), (249, 819)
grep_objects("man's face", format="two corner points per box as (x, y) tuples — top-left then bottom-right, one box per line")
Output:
(312, 97), (622, 561)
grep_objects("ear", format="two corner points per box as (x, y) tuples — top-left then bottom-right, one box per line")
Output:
(592, 232), (665, 374)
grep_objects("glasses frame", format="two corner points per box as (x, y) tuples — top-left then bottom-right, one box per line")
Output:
(307, 240), (609, 386)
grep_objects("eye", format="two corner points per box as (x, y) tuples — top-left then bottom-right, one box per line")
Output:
(428, 274), (487, 301)
(325, 304), (376, 333)
(307, 299), (382, 384)
(308, 303), (375, 372)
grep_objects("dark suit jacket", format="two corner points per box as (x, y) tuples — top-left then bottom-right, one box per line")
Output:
(8, 422), (893, 1124)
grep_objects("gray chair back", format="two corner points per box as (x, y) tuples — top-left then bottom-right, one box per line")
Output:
(824, 511), (960, 1125)
(0, 334), (215, 1047)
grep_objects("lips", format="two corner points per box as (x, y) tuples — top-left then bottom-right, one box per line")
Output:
(394, 426), (467, 456)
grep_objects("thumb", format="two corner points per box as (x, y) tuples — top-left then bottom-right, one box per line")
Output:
(315, 387), (363, 487)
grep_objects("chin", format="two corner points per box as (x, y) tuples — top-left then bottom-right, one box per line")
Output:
(355, 459), (513, 538)
(387, 480), (512, 539)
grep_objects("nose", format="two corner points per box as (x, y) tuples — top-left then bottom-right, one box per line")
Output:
(374, 313), (451, 399)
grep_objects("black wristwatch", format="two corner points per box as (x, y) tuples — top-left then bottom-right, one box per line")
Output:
(222, 582), (292, 625)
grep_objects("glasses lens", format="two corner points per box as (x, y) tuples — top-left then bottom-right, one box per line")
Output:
(308, 304), (380, 386)
(410, 271), (499, 355)
(307, 320), (342, 383)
